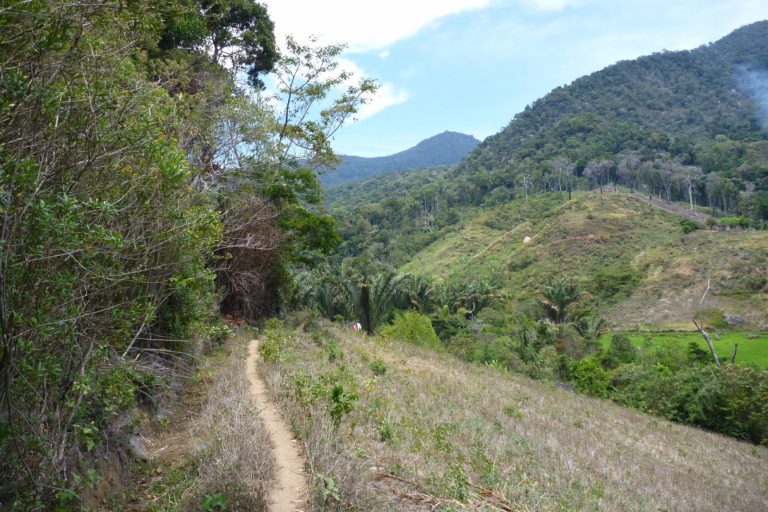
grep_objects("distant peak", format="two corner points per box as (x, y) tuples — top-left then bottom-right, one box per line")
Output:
(321, 131), (481, 187)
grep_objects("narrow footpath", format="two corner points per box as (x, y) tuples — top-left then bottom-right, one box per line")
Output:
(246, 340), (308, 512)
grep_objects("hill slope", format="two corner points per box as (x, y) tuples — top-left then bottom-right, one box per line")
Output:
(260, 318), (768, 511)
(321, 131), (479, 188)
(326, 22), (768, 329)
(401, 192), (768, 329)
(457, 20), (768, 177)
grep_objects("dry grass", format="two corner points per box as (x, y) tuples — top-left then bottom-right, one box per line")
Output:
(117, 335), (274, 511)
(607, 230), (768, 330)
(261, 317), (768, 512)
(187, 337), (274, 510)
(262, 325), (399, 511)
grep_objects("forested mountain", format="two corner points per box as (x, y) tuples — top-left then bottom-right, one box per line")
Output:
(328, 21), (768, 274)
(325, 21), (768, 328)
(447, 20), (768, 221)
(320, 131), (479, 187)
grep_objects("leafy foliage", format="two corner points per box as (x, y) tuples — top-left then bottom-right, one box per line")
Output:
(0, 1), (373, 506)
(337, 264), (407, 336)
(380, 311), (441, 350)
(0, 2), (224, 505)
(537, 277), (585, 324)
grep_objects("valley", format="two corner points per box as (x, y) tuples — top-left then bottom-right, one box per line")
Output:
(4, 4), (768, 511)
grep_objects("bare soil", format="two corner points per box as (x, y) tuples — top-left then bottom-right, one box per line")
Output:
(246, 339), (309, 512)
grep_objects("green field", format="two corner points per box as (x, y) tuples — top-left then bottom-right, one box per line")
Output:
(600, 331), (768, 367)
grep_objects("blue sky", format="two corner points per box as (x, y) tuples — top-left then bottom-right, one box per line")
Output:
(262, 1), (768, 157)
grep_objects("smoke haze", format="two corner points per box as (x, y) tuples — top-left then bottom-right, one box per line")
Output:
(736, 66), (768, 133)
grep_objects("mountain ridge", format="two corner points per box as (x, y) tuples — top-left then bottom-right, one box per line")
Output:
(326, 21), (768, 329)
(321, 130), (480, 188)
(455, 20), (768, 183)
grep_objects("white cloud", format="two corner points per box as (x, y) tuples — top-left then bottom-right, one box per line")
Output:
(262, 0), (496, 52)
(356, 82), (410, 120)
(335, 58), (409, 121)
(378, 50), (391, 59)
(520, 0), (582, 10)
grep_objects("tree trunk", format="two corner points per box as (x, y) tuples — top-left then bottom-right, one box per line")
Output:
(693, 319), (720, 368)
(688, 181), (694, 210)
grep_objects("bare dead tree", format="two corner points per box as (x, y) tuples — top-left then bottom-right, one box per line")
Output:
(550, 157), (575, 200)
(693, 276), (721, 368)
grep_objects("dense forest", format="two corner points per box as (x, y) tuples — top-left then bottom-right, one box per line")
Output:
(454, 21), (768, 221)
(0, 1), (373, 507)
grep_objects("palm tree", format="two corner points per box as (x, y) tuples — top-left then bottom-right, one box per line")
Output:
(314, 280), (341, 319)
(400, 274), (434, 313)
(537, 277), (584, 324)
(576, 315), (611, 354)
(339, 267), (406, 335)
(433, 282), (462, 315)
(293, 267), (344, 319)
(464, 278), (507, 315)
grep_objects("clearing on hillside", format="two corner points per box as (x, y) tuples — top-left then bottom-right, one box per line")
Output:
(259, 317), (768, 511)
(403, 192), (768, 330)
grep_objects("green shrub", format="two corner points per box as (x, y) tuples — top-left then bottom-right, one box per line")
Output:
(687, 341), (711, 364)
(208, 324), (234, 348)
(589, 262), (640, 302)
(572, 357), (611, 398)
(291, 371), (325, 406)
(202, 493), (226, 511)
(368, 359), (387, 375)
(719, 216), (751, 228)
(679, 218), (702, 234)
(608, 333), (638, 365)
(376, 421), (395, 442)
(327, 383), (358, 428)
(716, 365), (768, 444)
(380, 311), (441, 349)
(323, 339), (343, 362)
(611, 363), (768, 444)
(259, 319), (290, 362)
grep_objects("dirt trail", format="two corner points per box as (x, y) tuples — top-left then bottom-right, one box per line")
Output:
(246, 339), (308, 512)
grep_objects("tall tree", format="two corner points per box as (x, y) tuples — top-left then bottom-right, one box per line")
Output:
(213, 36), (377, 319)
(550, 157), (575, 200)
(675, 164), (704, 210)
(158, 0), (278, 89)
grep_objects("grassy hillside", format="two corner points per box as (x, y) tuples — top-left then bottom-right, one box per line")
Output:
(402, 191), (768, 329)
(260, 318), (768, 511)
